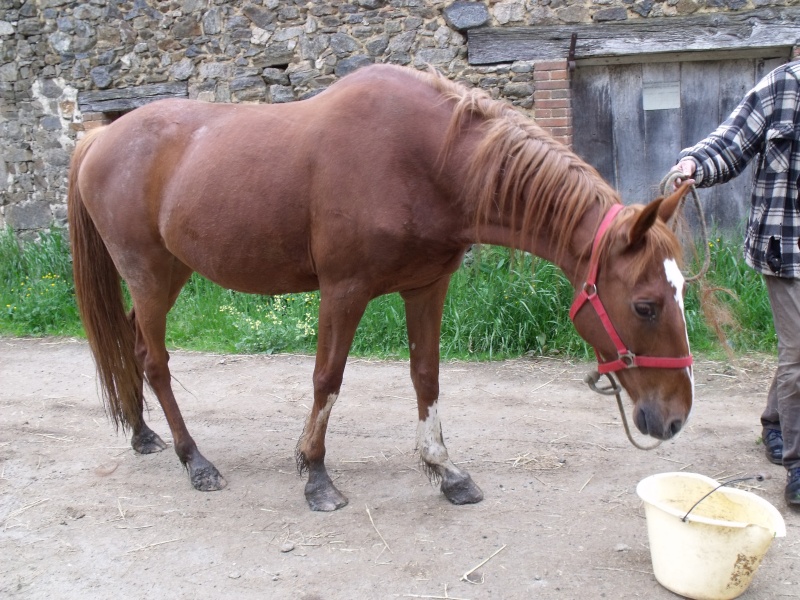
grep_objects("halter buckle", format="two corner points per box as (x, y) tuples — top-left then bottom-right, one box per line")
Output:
(618, 352), (636, 368)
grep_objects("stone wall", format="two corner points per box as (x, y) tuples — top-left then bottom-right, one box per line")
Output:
(0, 0), (787, 236)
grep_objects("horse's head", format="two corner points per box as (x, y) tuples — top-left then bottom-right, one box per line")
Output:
(570, 184), (694, 441)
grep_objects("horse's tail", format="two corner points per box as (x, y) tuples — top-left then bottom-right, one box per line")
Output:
(68, 127), (143, 432)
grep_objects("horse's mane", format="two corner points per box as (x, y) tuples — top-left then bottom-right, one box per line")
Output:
(415, 67), (682, 277)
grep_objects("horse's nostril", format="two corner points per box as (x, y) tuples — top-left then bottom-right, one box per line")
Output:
(635, 404), (683, 440)
(634, 407), (649, 436)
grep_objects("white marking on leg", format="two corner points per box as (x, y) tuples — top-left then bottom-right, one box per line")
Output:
(314, 393), (338, 429)
(302, 393), (338, 447)
(664, 258), (695, 404)
(416, 401), (463, 474)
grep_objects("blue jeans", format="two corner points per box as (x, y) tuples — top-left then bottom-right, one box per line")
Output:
(761, 275), (800, 471)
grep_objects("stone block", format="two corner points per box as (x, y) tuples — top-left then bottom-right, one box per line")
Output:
(6, 201), (53, 230)
(269, 84), (295, 103)
(40, 116), (61, 130)
(592, 7), (628, 21)
(493, 1), (525, 25)
(17, 18), (42, 36)
(288, 64), (320, 86)
(171, 58), (194, 81)
(52, 203), (68, 227)
(229, 75), (267, 93)
(264, 42), (296, 66)
(262, 67), (290, 85)
(388, 31), (415, 53)
(174, 15), (201, 38)
(300, 34), (329, 60)
(414, 47), (456, 66)
(334, 55), (373, 77)
(89, 66), (112, 89)
(443, 2), (490, 32)
(633, 0), (654, 17)
(44, 148), (70, 167)
(0, 62), (17, 82)
(502, 81), (533, 98)
(330, 32), (361, 56)
(3, 149), (33, 162)
(243, 5), (275, 29)
(274, 26), (305, 42)
(556, 5), (588, 23)
(365, 35), (389, 56)
(200, 62), (233, 80)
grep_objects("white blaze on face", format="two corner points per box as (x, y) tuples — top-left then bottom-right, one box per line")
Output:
(663, 258), (694, 399)
(663, 258), (686, 313)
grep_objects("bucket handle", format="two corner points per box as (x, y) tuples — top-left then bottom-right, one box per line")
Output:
(681, 474), (768, 522)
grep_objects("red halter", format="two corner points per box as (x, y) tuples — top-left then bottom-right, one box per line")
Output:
(569, 204), (693, 375)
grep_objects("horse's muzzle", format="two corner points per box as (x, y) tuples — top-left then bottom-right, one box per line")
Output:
(634, 402), (684, 440)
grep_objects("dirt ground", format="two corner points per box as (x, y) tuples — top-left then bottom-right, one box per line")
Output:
(1, 336), (798, 600)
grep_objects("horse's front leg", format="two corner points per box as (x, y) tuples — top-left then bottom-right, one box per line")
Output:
(402, 278), (484, 505)
(296, 286), (369, 511)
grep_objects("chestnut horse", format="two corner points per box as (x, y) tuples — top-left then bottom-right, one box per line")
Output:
(68, 64), (693, 511)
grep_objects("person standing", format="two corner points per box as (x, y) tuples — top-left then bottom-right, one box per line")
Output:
(671, 59), (800, 509)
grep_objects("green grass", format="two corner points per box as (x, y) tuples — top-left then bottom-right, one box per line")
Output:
(683, 235), (776, 356)
(0, 227), (81, 336)
(0, 226), (777, 360)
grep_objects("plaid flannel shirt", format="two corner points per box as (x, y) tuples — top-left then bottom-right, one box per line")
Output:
(679, 60), (800, 279)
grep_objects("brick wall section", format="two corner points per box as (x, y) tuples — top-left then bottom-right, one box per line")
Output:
(79, 113), (112, 132)
(533, 60), (572, 148)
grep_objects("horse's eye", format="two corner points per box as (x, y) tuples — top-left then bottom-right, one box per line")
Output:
(634, 302), (657, 320)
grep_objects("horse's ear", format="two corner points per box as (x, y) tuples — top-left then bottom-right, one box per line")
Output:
(627, 199), (662, 248)
(627, 181), (692, 248)
(658, 181), (692, 223)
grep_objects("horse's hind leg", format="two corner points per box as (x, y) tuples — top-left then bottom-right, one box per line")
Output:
(402, 277), (484, 505)
(128, 310), (168, 455)
(129, 261), (190, 454)
(127, 259), (227, 491)
(297, 285), (370, 511)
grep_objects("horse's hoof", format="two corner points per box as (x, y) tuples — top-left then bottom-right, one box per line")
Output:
(305, 482), (349, 512)
(131, 426), (168, 454)
(441, 471), (484, 505)
(189, 464), (227, 491)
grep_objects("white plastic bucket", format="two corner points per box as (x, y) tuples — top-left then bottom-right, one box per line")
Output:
(636, 472), (786, 600)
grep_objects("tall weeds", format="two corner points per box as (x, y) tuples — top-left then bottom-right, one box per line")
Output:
(0, 227), (79, 335)
(0, 227), (776, 360)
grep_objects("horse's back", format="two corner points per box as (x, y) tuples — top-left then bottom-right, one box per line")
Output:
(75, 65), (469, 295)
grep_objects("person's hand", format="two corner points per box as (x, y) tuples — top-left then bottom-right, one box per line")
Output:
(672, 159), (696, 189)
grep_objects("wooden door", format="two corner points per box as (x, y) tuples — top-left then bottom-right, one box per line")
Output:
(571, 57), (786, 232)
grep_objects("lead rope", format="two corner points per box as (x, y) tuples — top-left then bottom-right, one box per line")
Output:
(659, 169), (710, 283)
(584, 371), (662, 450)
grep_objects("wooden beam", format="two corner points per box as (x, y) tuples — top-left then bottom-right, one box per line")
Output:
(467, 8), (800, 65)
(78, 82), (189, 113)
(574, 47), (792, 68)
